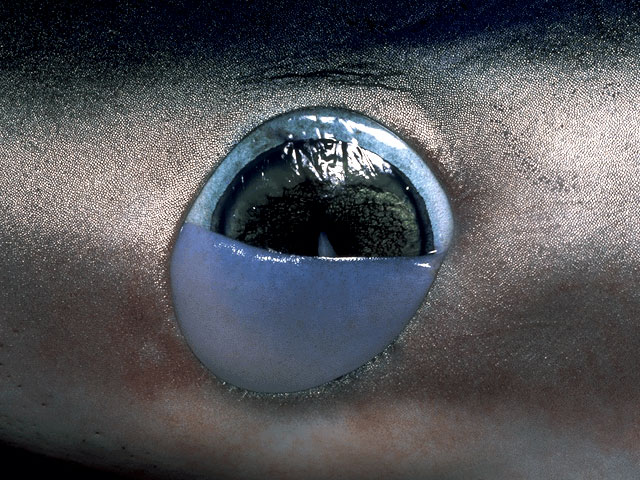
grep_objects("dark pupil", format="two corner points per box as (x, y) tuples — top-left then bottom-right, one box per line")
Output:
(211, 139), (433, 257)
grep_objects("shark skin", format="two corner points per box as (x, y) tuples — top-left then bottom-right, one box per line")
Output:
(1, 1), (640, 478)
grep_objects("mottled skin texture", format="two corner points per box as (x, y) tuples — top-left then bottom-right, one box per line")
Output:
(1, 1), (640, 478)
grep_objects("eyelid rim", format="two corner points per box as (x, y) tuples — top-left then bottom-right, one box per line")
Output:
(185, 107), (454, 253)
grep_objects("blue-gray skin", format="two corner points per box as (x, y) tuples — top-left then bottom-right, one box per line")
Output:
(1, 1), (639, 478)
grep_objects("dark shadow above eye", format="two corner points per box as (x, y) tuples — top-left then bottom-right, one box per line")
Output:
(171, 108), (453, 393)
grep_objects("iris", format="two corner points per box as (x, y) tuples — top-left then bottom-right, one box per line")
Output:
(212, 138), (433, 257)
(170, 108), (453, 393)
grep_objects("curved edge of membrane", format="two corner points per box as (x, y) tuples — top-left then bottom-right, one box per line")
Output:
(186, 108), (454, 253)
(170, 224), (445, 393)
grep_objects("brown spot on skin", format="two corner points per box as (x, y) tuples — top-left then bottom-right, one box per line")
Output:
(108, 270), (208, 403)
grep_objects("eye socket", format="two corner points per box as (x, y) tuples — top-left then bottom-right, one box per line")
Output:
(170, 108), (453, 393)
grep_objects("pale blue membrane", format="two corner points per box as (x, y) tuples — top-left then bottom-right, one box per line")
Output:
(171, 223), (444, 393)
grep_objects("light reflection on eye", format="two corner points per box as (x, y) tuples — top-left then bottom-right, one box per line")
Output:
(170, 108), (453, 393)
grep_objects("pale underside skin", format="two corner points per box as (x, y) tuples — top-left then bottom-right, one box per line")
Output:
(1, 1), (640, 478)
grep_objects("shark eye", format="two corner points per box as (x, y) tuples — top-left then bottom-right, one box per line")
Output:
(170, 108), (453, 393)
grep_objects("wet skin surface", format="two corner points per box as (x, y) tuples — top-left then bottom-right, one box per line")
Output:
(1, 1), (640, 478)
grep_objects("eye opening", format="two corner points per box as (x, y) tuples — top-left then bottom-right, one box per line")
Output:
(170, 107), (454, 393)
(211, 137), (434, 257)
(185, 107), (453, 256)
